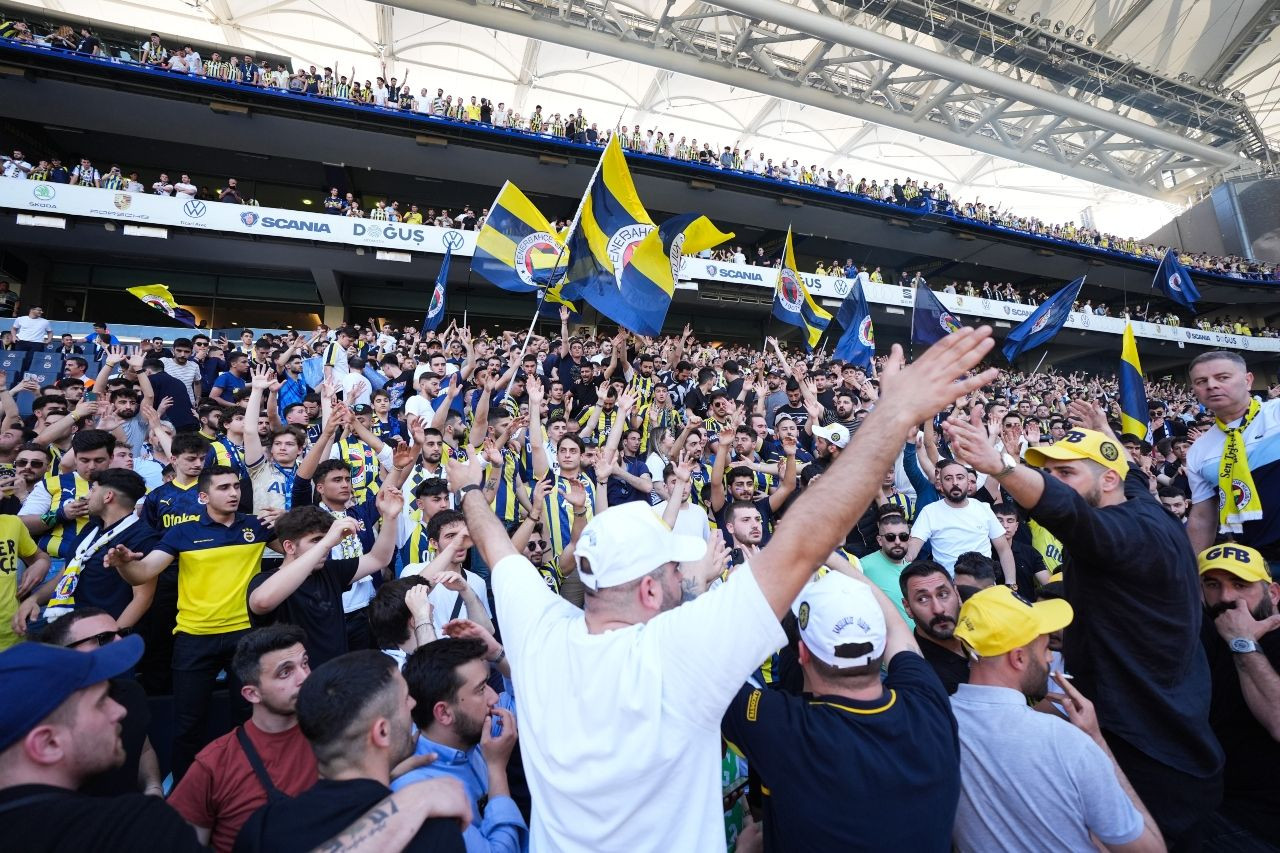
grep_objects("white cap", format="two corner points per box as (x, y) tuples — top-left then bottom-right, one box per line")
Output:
(812, 422), (850, 449)
(793, 573), (886, 668)
(574, 503), (708, 591)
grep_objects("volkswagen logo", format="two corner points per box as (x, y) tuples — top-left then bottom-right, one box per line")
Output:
(240, 211), (259, 227)
(183, 200), (207, 219)
(442, 230), (465, 251)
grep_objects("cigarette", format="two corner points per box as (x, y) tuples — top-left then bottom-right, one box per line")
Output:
(1055, 672), (1073, 680)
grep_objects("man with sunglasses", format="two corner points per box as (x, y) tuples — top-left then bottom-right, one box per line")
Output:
(859, 511), (914, 626)
(0, 442), (49, 513)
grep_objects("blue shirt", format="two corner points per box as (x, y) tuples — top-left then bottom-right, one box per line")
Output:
(212, 371), (247, 402)
(391, 683), (525, 853)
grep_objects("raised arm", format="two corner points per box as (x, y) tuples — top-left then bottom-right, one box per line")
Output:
(357, 487), (405, 580)
(751, 329), (998, 618)
(243, 365), (273, 468)
(766, 439), (797, 512)
(250, 517), (358, 615)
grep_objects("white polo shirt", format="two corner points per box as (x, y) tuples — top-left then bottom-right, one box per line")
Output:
(492, 553), (785, 852)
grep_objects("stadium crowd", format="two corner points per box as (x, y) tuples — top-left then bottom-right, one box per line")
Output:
(1, 18), (1278, 283)
(0, 298), (1278, 853)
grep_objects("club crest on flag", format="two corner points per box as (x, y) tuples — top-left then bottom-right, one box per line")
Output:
(1030, 312), (1051, 334)
(940, 312), (962, 333)
(1167, 273), (1183, 293)
(427, 283), (445, 319)
(607, 224), (655, 286)
(858, 315), (875, 347)
(778, 268), (803, 313)
(138, 293), (177, 318)
(515, 232), (565, 287)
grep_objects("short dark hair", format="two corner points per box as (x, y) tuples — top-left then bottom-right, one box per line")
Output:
(109, 388), (139, 403)
(197, 464), (238, 494)
(314, 459), (351, 483)
(171, 433), (211, 458)
(426, 509), (465, 543)
(173, 337), (193, 349)
(414, 479), (449, 500)
(93, 468), (146, 505)
(557, 433), (585, 453)
(953, 552), (997, 583)
(369, 577), (430, 649)
(297, 650), (400, 766)
(898, 559), (953, 596)
(727, 500), (758, 521)
(35, 606), (111, 646)
(1157, 484), (1187, 500)
(991, 502), (1018, 519)
(727, 466), (754, 483)
(70, 429), (115, 456)
(274, 505), (334, 546)
(232, 624), (308, 686)
(402, 638), (488, 729)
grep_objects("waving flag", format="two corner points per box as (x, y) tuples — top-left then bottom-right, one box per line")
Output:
(771, 227), (831, 350)
(1001, 276), (1085, 363)
(421, 246), (451, 332)
(1119, 323), (1149, 438)
(562, 135), (731, 333)
(472, 181), (568, 293)
(1152, 248), (1200, 314)
(126, 284), (197, 327)
(910, 283), (964, 347)
(832, 281), (874, 369)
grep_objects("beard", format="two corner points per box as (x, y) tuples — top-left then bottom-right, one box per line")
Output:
(945, 486), (966, 502)
(918, 613), (957, 641)
(1207, 595), (1275, 622)
(885, 545), (907, 561)
(453, 706), (488, 748)
(1020, 654), (1050, 703)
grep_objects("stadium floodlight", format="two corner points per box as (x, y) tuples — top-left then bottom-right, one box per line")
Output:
(1006, 1), (1018, 12)
(1086, 34), (1095, 46)
(1064, 26), (1074, 37)
(1053, 20), (1063, 33)
(1029, 11), (1040, 23)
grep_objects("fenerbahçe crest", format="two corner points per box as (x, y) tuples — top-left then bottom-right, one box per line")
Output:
(858, 316), (875, 347)
(940, 312), (962, 334)
(777, 268), (803, 313)
(607, 224), (654, 286)
(426, 283), (446, 320)
(1221, 479), (1254, 512)
(515, 232), (565, 288)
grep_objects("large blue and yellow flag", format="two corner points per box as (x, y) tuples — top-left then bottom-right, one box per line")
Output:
(832, 281), (874, 369)
(472, 181), (569, 293)
(1152, 248), (1200, 314)
(421, 246), (451, 332)
(563, 135), (731, 334)
(1119, 322), (1149, 438)
(771, 227), (830, 350)
(1001, 276), (1084, 363)
(126, 284), (196, 327)
(911, 283), (964, 348)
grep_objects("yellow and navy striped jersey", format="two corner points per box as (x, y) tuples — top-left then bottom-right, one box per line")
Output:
(206, 437), (248, 480)
(140, 479), (204, 531)
(626, 373), (656, 405)
(542, 472), (596, 558)
(336, 436), (380, 505)
(491, 447), (525, 524)
(155, 512), (271, 635)
(883, 491), (916, 523)
(36, 472), (91, 561)
(637, 404), (683, 451)
(400, 509), (436, 567)
(578, 406), (620, 447)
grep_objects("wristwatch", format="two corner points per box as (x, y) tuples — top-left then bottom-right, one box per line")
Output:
(1229, 637), (1259, 654)
(455, 483), (484, 504)
(994, 452), (1018, 479)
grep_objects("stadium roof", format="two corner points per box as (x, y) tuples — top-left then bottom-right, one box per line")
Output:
(20, 0), (1280, 236)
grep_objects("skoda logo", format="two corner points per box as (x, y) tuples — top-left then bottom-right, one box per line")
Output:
(442, 230), (465, 251)
(240, 211), (259, 227)
(183, 200), (207, 219)
(32, 184), (55, 201)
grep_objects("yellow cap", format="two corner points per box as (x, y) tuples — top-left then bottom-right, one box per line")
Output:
(1197, 544), (1272, 584)
(955, 585), (1074, 658)
(1024, 428), (1129, 478)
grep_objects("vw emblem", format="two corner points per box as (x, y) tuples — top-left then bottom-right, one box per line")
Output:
(183, 200), (207, 219)
(442, 230), (465, 251)
(240, 211), (259, 227)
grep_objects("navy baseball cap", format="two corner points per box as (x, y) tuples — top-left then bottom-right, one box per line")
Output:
(0, 634), (143, 752)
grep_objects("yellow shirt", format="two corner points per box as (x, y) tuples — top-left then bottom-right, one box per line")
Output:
(156, 513), (271, 635)
(0, 516), (40, 649)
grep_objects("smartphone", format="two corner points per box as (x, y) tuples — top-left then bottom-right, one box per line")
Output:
(23, 372), (40, 384)
(83, 391), (97, 403)
(490, 712), (503, 738)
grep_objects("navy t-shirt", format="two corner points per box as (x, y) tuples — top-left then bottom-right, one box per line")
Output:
(722, 652), (960, 852)
(71, 518), (161, 618)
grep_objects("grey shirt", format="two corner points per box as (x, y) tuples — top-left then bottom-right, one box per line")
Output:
(950, 683), (1143, 852)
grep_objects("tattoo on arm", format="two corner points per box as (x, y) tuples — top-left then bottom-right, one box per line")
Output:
(314, 799), (399, 853)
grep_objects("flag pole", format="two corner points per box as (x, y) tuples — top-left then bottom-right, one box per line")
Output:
(1030, 350), (1049, 375)
(502, 137), (610, 393)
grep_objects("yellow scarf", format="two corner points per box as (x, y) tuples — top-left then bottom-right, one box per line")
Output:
(1217, 397), (1264, 533)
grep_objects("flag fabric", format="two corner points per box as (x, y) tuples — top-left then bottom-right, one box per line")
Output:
(832, 281), (874, 369)
(910, 283), (964, 347)
(1119, 323), (1149, 439)
(421, 247), (451, 332)
(472, 181), (569, 293)
(562, 135), (731, 333)
(617, 213), (732, 336)
(1000, 276), (1085, 363)
(770, 227), (831, 350)
(537, 283), (580, 322)
(126, 284), (196, 327)
(1152, 248), (1201, 313)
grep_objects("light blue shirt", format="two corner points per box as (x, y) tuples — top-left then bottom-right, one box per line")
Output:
(392, 682), (526, 853)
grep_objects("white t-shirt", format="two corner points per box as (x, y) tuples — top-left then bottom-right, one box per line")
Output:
(173, 181), (197, 199)
(654, 501), (712, 541)
(338, 370), (371, 408)
(2, 158), (31, 179)
(403, 394), (436, 426)
(910, 499), (1003, 571)
(491, 553), (786, 852)
(11, 315), (51, 343)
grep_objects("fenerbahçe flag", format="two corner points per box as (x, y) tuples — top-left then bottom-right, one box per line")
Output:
(1152, 248), (1200, 314)
(911, 283), (964, 348)
(832, 280), (874, 369)
(1119, 323), (1149, 439)
(563, 135), (731, 334)
(1000, 276), (1084, 363)
(473, 181), (570, 292)
(771, 227), (830, 351)
(421, 246), (451, 332)
(126, 284), (197, 327)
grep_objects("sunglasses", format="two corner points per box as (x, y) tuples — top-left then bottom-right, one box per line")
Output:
(68, 629), (122, 649)
(880, 532), (910, 542)
(526, 540), (548, 550)
(14, 458), (44, 467)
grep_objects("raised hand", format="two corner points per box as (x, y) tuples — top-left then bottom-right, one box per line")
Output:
(877, 330), (998, 426)
(392, 441), (416, 470)
(376, 485), (405, 517)
(446, 454), (486, 489)
(250, 364), (274, 390)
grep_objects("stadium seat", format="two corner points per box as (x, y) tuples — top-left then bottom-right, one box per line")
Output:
(0, 351), (28, 373)
(28, 353), (63, 375)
